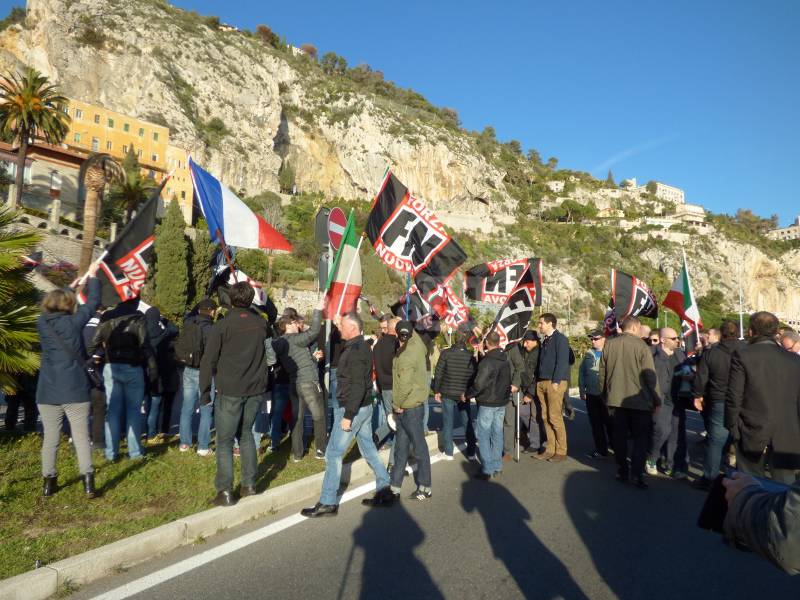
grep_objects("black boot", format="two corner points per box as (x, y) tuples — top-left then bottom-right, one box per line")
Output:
(81, 473), (97, 499)
(42, 475), (57, 497)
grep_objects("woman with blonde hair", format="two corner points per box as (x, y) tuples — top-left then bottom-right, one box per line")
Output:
(36, 263), (101, 497)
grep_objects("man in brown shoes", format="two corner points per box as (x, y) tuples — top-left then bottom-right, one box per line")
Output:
(533, 313), (571, 462)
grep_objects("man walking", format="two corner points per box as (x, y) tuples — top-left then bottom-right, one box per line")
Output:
(599, 317), (659, 489)
(506, 330), (540, 455)
(534, 313), (571, 462)
(726, 311), (800, 483)
(200, 282), (274, 506)
(301, 313), (393, 517)
(692, 320), (743, 490)
(390, 321), (433, 500)
(579, 330), (613, 458)
(469, 331), (512, 480)
(433, 326), (478, 460)
(372, 316), (398, 450)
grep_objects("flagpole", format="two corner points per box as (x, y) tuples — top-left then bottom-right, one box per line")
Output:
(215, 228), (238, 283)
(737, 256), (745, 340)
(405, 272), (412, 318)
(335, 233), (366, 317)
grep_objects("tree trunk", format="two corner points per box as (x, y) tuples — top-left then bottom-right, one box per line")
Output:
(79, 165), (107, 273)
(11, 135), (29, 209)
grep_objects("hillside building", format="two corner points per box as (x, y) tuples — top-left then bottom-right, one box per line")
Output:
(640, 181), (685, 204)
(766, 216), (800, 241)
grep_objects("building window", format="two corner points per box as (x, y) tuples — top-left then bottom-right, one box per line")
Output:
(148, 169), (155, 178)
(50, 170), (62, 192)
(75, 108), (83, 119)
(91, 137), (99, 152)
(151, 153), (158, 162)
(137, 149), (142, 158)
(63, 106), (69, 116)
(123, 123), (130, 132)
(94, 114), (100, 124)
(181, 190), (186, 199)
(73, 133), (81, 143)
(153, 132), (159, 141)
(138, 128), (144, 137)
(106, 141), (113, 150)
(122, 145), (128, 153)
(107, 118), (114, 128)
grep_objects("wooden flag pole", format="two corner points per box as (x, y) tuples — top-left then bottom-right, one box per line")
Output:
(215, 228), (238, 283)
(335, 232), (366, 317)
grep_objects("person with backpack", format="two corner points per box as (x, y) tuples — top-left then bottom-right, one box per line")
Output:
(176, 299), (216, 456)
(89, 296), (158, 463)
(36, 265), (101, 497)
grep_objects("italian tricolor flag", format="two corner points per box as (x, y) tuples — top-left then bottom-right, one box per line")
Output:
(663, 251), (703, 328)
(325, 209), (362, 317)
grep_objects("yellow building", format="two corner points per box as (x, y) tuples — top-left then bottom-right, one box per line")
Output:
(165, 144), (194, 222)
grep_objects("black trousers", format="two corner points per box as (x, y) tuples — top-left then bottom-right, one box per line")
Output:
(4, 391), (37, 431)
(612, 407), (652, 479)
(90, 387), (106, 447)
(585, 394), (613, 455)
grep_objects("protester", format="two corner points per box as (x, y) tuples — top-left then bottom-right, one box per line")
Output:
(176, 299), (216, 455)
(3, 372), (37, 432)
(506, 330), (540, 456)
(143, 307), (178, 444)
(301, 313), (393, 517)
(534, 313), (570, 462)
(723, 472), (800, 575)
(90, 297), (158, 462)
(274, 301), (327, 461)
(579, 330), (613, 458)
(83, 306), (106, 449)
(432, 326), (477, 460)
(200, 282), (275, 506)
(372, 316), (398, 452)
(646, 327), (688, 478)
(647, 331), (660, 346)
(780, 330), (800, 353)
(599, 316), (659, 489)
(389, 321), (433, 500)
(36, 264), (101, 497)
(640, 324), (652, 344)
(691, 320), (743, 490)
(726, 311), (800, 484)
(468, 331), (511, 480)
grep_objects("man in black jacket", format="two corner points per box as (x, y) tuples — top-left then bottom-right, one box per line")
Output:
(468, 331), (511, 480)
(372, 316), (398, 451)
(200, 282), (273, 507)
(692, 320), (744, 489)
(433, 328), (477, 460)
(726, 311), (800, 484)
(301, 313), (393, 517)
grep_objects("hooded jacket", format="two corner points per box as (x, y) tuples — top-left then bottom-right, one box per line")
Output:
(392, 332), (429, 410)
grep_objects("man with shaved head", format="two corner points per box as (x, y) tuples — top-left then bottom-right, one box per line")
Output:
(646, 326), (688, 478)
(780, 330), (800, 354)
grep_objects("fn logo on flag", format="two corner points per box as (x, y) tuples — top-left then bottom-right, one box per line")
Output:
(375, 196), (450, 274)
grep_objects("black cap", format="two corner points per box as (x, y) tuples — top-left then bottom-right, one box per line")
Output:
(195, 299), (216, 312)
(588, 329), (603, 339)
(396, 320), (413, 338)
(522, 330), (540, 342)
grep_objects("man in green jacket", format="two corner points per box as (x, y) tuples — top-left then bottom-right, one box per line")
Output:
(389, 321), (433, 501)
(599, 316), (659, 489)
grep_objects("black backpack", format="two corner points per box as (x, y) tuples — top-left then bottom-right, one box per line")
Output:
(175, 319), (204, 368)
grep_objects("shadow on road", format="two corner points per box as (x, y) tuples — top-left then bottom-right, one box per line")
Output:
(350, 499), (443, 600)
(459, 461), (589, 600)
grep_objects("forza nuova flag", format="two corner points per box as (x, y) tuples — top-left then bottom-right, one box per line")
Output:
(466, 258), (543, 305)
(663, 252), (702, 328)
(390, 274), (468, 330)
(324, 210), (362, 317)
(487, 260), (540, 347)
(611, 269), (658, 321)
(366, 171), (466, 282)
(681, 319), (700, 356)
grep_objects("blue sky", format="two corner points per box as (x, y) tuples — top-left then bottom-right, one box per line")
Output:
(8, 1), (800, 224)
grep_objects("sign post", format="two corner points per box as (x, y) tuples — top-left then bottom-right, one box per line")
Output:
(327, 207), (347, 251)
(315, 208), (333, 418)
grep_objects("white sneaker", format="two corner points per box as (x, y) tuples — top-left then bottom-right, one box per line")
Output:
(387, 414), (396, 432)
(441, 454), (455, 461)
(179, 444), (190, 453)
(645, 460), (657, 475)
(197, 449), (214, 457)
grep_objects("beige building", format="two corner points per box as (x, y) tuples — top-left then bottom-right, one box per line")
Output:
(165, 145), (194, 222)
(766, 216), (800, 241)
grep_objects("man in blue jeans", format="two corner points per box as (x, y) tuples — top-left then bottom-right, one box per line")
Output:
(432, 328), (477, 459)
(468, 331), (512, 480)
(301, 313), (393, 517)
(692, 320), (744, 490)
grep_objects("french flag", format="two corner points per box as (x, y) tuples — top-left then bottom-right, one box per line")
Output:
(189, 158), (292, 252)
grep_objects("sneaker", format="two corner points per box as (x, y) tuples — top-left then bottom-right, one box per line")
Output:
(586, 451), (607, 459)
(672, 470), (688, 480)
(179, 444), (190, 453)
(645, 460), (657, 475)
(466, 453), (478, 461)
(197, 449), (214, 457)
(292, 456), (303, 463)
(408, 488), (432, 501)
(315, 449), (326, 460)
(441, 454), (455, 461)
(233, 447), (240, 458)
(387, 414), (396, 432)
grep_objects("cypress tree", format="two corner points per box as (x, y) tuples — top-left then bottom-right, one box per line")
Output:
(188, 225), (216, 308)
(154, 200), (189, 321)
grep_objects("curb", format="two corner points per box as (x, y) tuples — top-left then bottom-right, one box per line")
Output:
(0, 433), (440, 600)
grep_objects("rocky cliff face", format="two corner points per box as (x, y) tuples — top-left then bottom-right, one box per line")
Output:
(2, 0), (798, 325)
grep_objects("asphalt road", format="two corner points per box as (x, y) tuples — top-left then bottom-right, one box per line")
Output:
(71, 401), (798, 600)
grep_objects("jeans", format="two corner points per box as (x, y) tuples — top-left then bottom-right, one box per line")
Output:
(477, 405), (505, 475)
(215, 393), (263, 492)
(103, 363), (145, 460)
(38, 402), (93, 476)
(320, 399), (390, 505)
(146, 394), (162, 439)
(291, 381), (327, 458)
(703, 401), (729, 480)
(390, 404), (431, 492)
(270, 383), (290, 451)
(180, 367), (214, 450)
(327, 368), (337, 434)
(441, 396), (475, 456)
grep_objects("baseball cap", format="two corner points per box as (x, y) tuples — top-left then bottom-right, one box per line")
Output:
(587, 329), (603, 339)
(396, 320), (413, 339)
(522, 330), (540, 342)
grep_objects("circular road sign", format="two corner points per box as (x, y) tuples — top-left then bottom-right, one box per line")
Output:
(327, 207), (347, 250)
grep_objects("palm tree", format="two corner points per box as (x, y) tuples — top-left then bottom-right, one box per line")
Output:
(77, 153), (125, 273)
(0, 207), (40, 393)
(108, 148), (156, 223)
(0, 67), (70, 208)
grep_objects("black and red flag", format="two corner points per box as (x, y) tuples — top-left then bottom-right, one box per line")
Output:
(466, 258), (543, 305)
(84, 181), (165, 306)
(611, 269), (658, 321)
(366, 171), (467, 283)
(390, 272), (469, 331)
(485, 259), (543, 348)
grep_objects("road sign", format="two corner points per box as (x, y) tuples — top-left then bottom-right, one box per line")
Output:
(327, 207), (347, 251)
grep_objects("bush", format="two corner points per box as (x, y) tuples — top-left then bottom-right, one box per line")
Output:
(0, 6), (25, 31)
(279, 162), (295, 194)
(256, 24), (280, 48)
(76, 25), (106, 49)
(300, 44), (318, 60)
(199, 117), (229, 149)
(153, 201), (189, 321)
